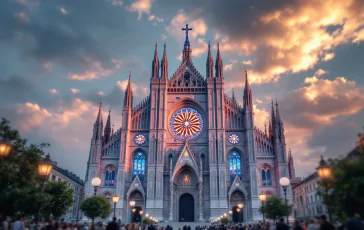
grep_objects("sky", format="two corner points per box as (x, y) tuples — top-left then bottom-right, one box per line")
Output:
(1, 0), (364, 180)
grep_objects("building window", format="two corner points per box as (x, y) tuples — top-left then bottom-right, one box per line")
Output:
(229, 151), (241, 180)
(104, 169), (115, 186)
(58, 178), (61, 182)
(133, 152), (146, 181)
(261, 166), (272, 186)
(52, 175), (56, 181)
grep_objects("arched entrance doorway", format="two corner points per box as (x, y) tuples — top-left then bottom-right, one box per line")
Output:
(132, 206), (142, 223)
(230, 190), (245, 223)
(179, 193), (194, 222)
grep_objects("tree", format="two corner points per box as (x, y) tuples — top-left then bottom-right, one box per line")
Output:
(319, 153), (364, 218)
(42, 181), (74, 219)
(220, 217), (231, 225)
(142, 218), (152, 225)
(0, 118), (49, 216)
(259, 196), (292, 222)
(80, 196), (112, 224)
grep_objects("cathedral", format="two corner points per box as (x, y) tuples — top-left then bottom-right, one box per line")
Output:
(84, 24), (295, 223)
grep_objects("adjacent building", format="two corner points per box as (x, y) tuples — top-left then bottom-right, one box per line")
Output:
(49, 165), (84, 222)
(292, 172), (327, 220)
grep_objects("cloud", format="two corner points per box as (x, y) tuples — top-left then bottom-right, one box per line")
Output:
(60, 8), (68, 15)
(15, 102), (52, 132)
(15, 12), (29, 23)
(148, 14), (164, 24)
(111, 0), (123, 6)
(224, 60), (238, 71)
(160, 0), (364, 84)
(98, 91), (105, 96)
(67, 57), (118, 80)
(71, 88), (80, 94)
(128, 0), (153, 20)
(242, 60), (252, 65)
(314, 69), (327, 77)
(49, 88), (57, 94)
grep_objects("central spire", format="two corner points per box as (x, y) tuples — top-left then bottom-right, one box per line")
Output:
(182, 24), (193, 62)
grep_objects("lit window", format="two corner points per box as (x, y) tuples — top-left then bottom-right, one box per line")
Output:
(133, 152), (146, 181)
(229, 151), (241, 180)
(104, 169), (115, 186)
(261, 166), (272, 186)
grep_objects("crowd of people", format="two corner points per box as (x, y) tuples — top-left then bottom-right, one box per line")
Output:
(1, 215), (363, 230)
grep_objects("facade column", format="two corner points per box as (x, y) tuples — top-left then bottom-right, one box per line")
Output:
(169, 184), (173, 220)
(169, 159), (173, 220)
(199, 161), (204, 221)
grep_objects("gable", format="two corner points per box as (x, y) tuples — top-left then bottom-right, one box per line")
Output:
(171, 141), (200, 182)
(168, 61), (206, 90)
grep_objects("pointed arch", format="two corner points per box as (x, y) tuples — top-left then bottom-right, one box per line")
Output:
(261, 163), (272, 186)
(104, 164), (116, 186)
(228, 150), (242, 180)
(133, 150), (146, 181)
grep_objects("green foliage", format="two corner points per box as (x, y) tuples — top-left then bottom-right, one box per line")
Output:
(220, 217), (231, 225)
(80, 196), (112, 221)
(318, 153), (364, 218)
(42, 181), (74, 219)
(142, 218), (152, 225)
(259, 195), (292, 222)
(0, 118), (49, 216)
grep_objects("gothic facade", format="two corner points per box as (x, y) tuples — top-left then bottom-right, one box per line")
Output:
(84, 25), (295, 222)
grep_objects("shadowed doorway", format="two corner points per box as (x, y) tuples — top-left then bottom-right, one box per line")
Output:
(179, 193), (194, 222)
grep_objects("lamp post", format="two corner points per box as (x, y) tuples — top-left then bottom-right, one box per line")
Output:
(316, 156), (332, 221)
(91, 177), (101, 196)
(129, 200), (136, 223)
(0, 137), (12, 160)
(259, 193), (267, 223)
(37, 154), (54, 228)
(238, 203), (243, 223)
(279, 177), (290, 224)
(237, 208), (241, 223)
(112, 195), (120, 219)
(139, 210), (144, 222)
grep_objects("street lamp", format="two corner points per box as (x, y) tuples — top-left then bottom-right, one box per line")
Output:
(37, 154), (54, 229)
(112, 195), (120, 219)
(237, 208), (241, 223)
(38, 154), (54, 191)
(259, 193), (267, 223)
(139, 210), (144, 220)
(238, 204), (243, 223)
(223, 213), (227, 217)
(129, 200), (136, 223)
(91, 177), (101, 196)
(316, 156), (332, 221)
(145, 213), (149, 218)
(279, 177), (290, 224)
(0, 137), (12, 158)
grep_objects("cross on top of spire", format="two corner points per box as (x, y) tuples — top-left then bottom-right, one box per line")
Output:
(182, 24), (193, 51)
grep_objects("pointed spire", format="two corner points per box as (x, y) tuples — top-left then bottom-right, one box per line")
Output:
(104, 109), (111, 143)
(112, 124), (114, 135)
(206, 41), (214, 78)
(269, 119), (273, 137)
(161, 41), (168, 79)
(264, 123), (267, 135)
(182, 24), (193, 62)
(288, 149), (293, 162)
(243, 70), (252, 106)
(275, 99), (282, 123)
(232, 88), (236, 103)
(271, 99), (275, 125)
(93, 100), (103, 140)
(124, 71), (133, 107)
(215, 42), (223, 78)
(151, 42), (159, 78)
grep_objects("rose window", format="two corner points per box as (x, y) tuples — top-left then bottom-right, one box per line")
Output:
(170, 107), (203, 140)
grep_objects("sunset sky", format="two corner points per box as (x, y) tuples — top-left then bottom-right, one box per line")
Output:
(1, 0), (364, 179)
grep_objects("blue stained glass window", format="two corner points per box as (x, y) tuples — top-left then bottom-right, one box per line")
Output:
(262, 169), (266, 186)
(262, 167), (272, 186)
(229, 151), (242, 180)
(104, 171), (109, 186)
(267, 169), (272, 185)
(133, 152), (146, 181)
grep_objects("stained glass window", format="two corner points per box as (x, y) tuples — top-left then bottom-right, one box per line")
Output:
(229, 151), (241, 180)
(170, 108), (203, 140)
(133, 152), (146, 181)
(104, 169), (115, 186)
(262, 167), (272, 186)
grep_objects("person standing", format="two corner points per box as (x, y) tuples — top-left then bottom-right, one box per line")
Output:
(13, 217), (25, 230)
(276, 218), (289, 230)
(319, 215), (334, 230)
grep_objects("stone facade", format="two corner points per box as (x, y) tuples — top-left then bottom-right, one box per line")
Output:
(84, 29), (295, 222)
(292, 172), (327, 220)
(49, 165), (84, 222)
